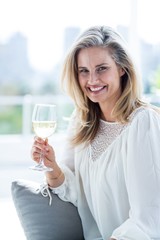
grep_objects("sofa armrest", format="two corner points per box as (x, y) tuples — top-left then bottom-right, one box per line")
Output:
(11, 179), (84, 240)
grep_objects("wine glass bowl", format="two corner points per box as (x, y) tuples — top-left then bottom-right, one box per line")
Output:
(32, 119), (56, 139)
(30, 104), (57, 172)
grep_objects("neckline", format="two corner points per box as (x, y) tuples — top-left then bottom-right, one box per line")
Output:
(100, 106), (145, 126)
(100, 119), (120, 125)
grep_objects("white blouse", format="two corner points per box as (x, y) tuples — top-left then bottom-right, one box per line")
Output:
(51, 107), (160, 240)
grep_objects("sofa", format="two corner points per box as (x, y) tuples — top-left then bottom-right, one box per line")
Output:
(11, 179), (84, 240)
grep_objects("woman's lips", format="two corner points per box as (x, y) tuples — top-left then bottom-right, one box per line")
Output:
(88, 85), (107, 92)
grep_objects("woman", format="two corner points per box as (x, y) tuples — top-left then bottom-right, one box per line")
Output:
(31, 26), (160, 239)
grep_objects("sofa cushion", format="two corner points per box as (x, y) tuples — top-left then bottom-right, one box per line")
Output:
(11, 180), (84, 240)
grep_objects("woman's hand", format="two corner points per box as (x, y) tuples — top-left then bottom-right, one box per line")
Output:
(31, 136), (64, 187)
(31, 136), (55, 167)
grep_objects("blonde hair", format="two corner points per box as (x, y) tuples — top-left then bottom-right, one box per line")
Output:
(61, 25), (146, 145)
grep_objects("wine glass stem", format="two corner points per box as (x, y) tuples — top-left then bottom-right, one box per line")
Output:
(38, 152), (45, 167)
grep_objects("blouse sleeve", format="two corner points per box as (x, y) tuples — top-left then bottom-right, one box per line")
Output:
(50, 111), (78, 206)
(111, 109), (160, 240)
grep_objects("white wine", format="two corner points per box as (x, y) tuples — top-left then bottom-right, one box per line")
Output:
(32, 121), (56, 138)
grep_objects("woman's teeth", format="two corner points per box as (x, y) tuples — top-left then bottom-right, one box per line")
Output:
(89, 86), (105, 92)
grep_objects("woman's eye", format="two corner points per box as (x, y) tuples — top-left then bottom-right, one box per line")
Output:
(79, 69), (89, 74)
(97, 66), (107, 72)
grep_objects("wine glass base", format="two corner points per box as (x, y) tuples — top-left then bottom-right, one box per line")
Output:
(29, 165), (53, 172)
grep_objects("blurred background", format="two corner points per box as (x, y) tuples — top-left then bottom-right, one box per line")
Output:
(0, 0), (160, 238)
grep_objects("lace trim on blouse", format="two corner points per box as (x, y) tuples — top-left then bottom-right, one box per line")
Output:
(90, 107), (145, 161)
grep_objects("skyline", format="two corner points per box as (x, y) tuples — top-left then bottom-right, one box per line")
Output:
(0, 0), (160, 71)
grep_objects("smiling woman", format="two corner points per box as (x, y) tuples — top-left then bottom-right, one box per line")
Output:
(28, 25), (160, 240)
(1, 0), (160, 239)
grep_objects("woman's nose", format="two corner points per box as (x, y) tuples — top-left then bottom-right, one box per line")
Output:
(87, 72), (99, 84)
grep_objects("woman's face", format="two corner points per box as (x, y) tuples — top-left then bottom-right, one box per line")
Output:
(77, 46), (125, 109)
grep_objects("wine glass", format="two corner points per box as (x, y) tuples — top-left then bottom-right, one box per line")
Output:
(30, 103), (57, 172)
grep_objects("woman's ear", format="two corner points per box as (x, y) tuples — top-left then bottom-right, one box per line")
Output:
(119, 68), (125, 77)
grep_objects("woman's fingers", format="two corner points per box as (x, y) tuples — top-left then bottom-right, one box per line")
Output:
(33, 136), (47, 151)
(31, 139), (49, 160)
(31, 145), (40, 161)
(34, 136), (42, 141)
(31, 137), (44, 160)
(31, 136), (55, 164)
(34, 136), (45, 144)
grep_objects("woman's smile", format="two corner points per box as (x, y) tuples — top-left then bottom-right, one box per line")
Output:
(87, 85), (109, 98)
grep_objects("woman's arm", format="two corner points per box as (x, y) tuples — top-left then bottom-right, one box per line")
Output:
(31, 135), (77, 205)
(112, 109), (160, 239)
